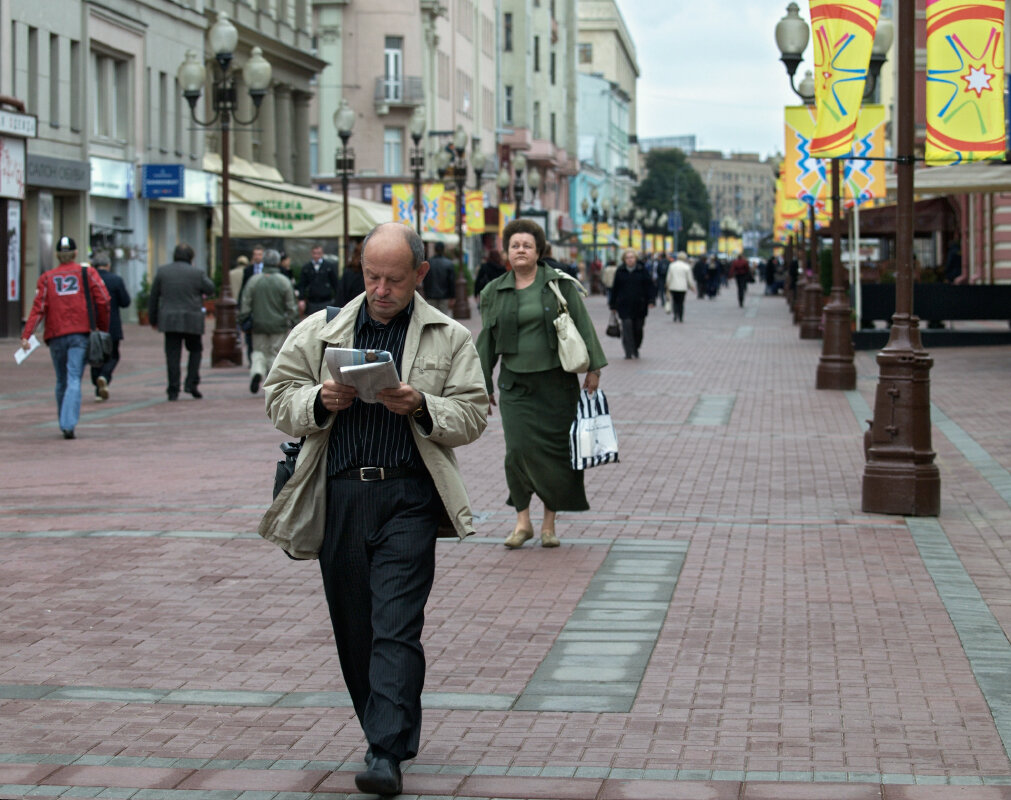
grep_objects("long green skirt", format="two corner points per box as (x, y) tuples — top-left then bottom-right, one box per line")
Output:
(498, 365), (588, 512)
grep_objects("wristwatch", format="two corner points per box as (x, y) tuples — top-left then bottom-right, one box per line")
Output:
(411, 395), (428, 419)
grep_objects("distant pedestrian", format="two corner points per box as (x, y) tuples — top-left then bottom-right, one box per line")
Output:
(609, 249), (655, 359)
(474, 249), (506, 301)
(706, 257), (721, 299)
(664, 251), (696, 323)
(240, 248), (298, 394)
(336, 241), (365, 306)
(89, 253), (131, 402)
(298, 244), (340, 316)
(693, 256), (708, 299)
(423, 241), (456, 314)
(148, 242), (216, 401)
(239, 244), (266, 362)
(21, 235), (111, 439)
(728, 253), (751, 308)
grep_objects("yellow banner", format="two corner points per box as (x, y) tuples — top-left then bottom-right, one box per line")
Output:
(665, 236), (674, 253)
(619, 229), (630, 248)
(925, 0), (1007, 164)
(391, 184), (415, 226)
(809, 0), (882, 156)
(687, 239), (706, 256)
(465, 191), (485, 234)
(499, 202), (516, 240)
(631, 230), (642, 251)
(784, 104), (885, 208)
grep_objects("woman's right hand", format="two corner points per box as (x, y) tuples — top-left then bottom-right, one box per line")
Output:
(488, 393), (496, 416)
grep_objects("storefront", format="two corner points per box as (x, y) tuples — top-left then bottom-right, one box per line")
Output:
(0, 102), (36, 338)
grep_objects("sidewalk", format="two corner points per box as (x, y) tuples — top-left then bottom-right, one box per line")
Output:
(1, 284), (1010, 800)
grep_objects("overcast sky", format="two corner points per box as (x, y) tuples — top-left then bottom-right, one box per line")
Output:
(621, 2), (806, 159)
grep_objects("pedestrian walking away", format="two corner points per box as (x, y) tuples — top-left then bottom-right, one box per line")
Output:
(298, 245), (341, 317)
(609, 248), (655, 359)
(239, 244), (266, 362)
(148, 242), (216, 401)
(88, 253), (131, 402)
(476, 218), (606, 549)
(21, 236), (111, 439)
(240, 248), (299, 394)
(728, 252), (751, 308)
(422, 241), (456, 314)
(664, 251), (697, 323)
(258, 222), (488, 798)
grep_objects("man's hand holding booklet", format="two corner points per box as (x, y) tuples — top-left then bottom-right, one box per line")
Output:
(324, 347), (401, 403)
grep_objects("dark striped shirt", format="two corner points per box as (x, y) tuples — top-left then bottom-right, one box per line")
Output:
(326, 300), (422, 475)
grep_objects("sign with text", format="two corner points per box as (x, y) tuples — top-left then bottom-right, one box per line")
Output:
(141, 164), (184, 198)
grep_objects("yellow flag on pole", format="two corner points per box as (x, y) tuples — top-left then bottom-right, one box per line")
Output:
(391, 184), (415, 226)
(925, 0), (1006, 164)
(499, 203), (516, 240)
(809, 0), (883, 157)
(465, 191), (485, 234)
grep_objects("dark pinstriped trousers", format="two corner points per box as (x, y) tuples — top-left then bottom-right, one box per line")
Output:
(319, 474), (441, 761)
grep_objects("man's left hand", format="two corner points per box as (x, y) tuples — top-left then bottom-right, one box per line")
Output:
(377, 382), (423, 415)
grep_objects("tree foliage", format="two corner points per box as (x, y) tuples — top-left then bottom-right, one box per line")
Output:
(633, 149), (710, 239)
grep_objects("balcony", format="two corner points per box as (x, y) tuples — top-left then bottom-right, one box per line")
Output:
(373, 76), (424, 114)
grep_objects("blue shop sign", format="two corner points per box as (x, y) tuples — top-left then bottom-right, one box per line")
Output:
(141, 164), (185, 198)
(382, 183), (393, 203)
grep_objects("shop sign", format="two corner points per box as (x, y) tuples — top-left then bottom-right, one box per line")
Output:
(90, 156), (135, 199)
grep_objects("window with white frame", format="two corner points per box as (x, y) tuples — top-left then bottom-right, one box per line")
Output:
(91, 49), (130, 141)
(384, 36), (403, 102)
(383, 127), (403, 175)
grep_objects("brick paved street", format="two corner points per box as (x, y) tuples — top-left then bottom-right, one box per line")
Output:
(2, 285), (1011, 800)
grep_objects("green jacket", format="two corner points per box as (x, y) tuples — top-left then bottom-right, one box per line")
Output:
(258, 293), (489, 559)
(239, 267), (298, 334)
(475, 263), (607, 396)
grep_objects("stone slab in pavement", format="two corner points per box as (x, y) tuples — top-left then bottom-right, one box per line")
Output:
(2, 284), (1011, 799)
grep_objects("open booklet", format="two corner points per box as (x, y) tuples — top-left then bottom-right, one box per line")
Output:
(324, 347), (401, 403)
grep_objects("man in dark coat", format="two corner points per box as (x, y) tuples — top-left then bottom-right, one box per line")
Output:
(298, 244), (340, 316)
(609, 249), (655, 359)
(89, 253), (131, 402)
(148, 242), (216, 401)
(422, 241), (456, 314)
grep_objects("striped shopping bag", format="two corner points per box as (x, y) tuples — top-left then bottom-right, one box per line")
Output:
(569, 389), (619, 470)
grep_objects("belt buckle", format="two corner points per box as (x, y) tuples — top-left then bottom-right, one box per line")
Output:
(359, 467), (384, 481)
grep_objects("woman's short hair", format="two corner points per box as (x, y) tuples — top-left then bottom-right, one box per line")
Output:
(502, 218), (546, 258)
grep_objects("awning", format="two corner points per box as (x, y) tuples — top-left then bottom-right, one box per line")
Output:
(211, 175), (392, 239)
(885, 160), (1011, 195)
(826, 196), (957, 237)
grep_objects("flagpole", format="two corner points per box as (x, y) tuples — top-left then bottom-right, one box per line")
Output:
(861, 0), (940, 515)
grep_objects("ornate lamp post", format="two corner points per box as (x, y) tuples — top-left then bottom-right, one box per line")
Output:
(177, 12), (272, 367)
(512, 152), (527, 206)
(581, 187), (603, 293)
(334, 99), (356, 267)
(527, 168), (542, 208)
(775, 1), (892, 381)
(408, 107), (426, 235)
(862, 0), (939, 515)
(439, 125), (472, 320)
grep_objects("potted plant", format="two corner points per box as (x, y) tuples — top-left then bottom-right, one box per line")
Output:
(136, 273), (151, 325)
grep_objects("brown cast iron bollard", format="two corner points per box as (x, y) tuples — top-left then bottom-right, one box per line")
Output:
(816, 158), (856, 390)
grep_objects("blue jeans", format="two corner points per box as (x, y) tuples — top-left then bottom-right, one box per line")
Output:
(49, 333), (88, 433)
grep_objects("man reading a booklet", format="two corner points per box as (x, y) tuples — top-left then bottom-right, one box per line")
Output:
(258, 222), (489, 797)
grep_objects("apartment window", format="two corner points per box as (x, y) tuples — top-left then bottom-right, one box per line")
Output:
(384, 36), (403, 102)
(504, 85), (513, 125)
(309, 126), (319, 176)
(92, 50), (130, 141)
(550, 51), (556, 85)
(70, 40), (82, 131)
(49, 33), (60, 127)
(550, 111), (556, 145)
(533, 101), (541, 139)
(174, 77), (183, 155)
(503, 12), (513, 51)
(534, 36), (540, 72)
(383, 127), (403, 175)
(578, 42), (592, 64)
(28, 27), (38, 114)
(159, 71), (169, 152)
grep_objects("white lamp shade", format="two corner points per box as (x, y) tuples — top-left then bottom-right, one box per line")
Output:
(209, 12), (239, 57)
(774, 2), (809, 59)
(243, 47), (272, 91)
(512, 152), (526, 174)
(496, 168), (511, 189)
(409, 108), (426, 140)
(601, 198), (611, 214)
(658, 213), (668, 228)
(527, 168), (542, 190)
(872, 17), (894, 57)
(590, 185), (599, 201)
(471, 150), (487, 172)
(798, 70), (816, 102)
(436, 149), (453, 171)
(452, 124), (468, 152)
(177, 51), (206, 94)
(334, 99), (356, 136)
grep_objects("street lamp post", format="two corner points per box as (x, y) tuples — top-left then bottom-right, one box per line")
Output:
(527, 168), (541, 208)
(409, 107), (426, 235)
(862, 0), (939, 515)
(512, 152), (527, 207)
(334, 99), (356, 268)
(443, 125), (472, 320)
(581, 187), (603, 293)
(177, 12), (272, 367)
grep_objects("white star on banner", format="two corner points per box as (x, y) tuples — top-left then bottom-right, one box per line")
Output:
(962, 64), (994, 98)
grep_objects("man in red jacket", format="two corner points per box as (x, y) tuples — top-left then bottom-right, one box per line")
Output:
(22, 236), (111, 439)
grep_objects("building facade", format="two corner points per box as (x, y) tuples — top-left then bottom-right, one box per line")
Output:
(686, 150), (777, 246)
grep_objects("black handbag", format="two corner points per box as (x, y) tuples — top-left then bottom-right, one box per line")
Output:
(605, 310), (621, 338)
(82, 267), (113, 368)
(270, 305), (342, 500)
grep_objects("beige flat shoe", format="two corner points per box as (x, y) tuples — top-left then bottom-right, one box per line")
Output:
(540, 529), (560, 548)
(504, 526), (534, 549)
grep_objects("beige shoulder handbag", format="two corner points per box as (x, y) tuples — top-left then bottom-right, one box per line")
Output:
(546, 280), (590, 373)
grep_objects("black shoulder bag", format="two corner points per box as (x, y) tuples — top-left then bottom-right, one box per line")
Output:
(82, 267), (113, 368)
(272, 305), (342, 499)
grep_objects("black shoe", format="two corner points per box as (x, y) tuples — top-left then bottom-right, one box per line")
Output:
(168, 393), (179, 402)
(354, 755), (402, 796)
(250, 374), (262, 394)
(187, 387), (203, 399)
(364, 746), (374, 768)
(62, 429), (75, 440)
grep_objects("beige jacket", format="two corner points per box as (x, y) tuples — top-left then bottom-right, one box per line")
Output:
(258, 292), (490, 559)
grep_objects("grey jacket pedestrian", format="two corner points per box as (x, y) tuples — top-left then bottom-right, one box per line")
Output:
(148, 260), (215, 335)
(239, 267), (298, 335)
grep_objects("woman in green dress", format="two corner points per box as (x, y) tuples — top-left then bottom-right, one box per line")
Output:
(476, 219), (607, 548)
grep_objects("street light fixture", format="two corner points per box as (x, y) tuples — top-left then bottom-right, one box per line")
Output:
(527, 168), (542, 208)
(334, 99), (357, 268)
(408, 107), (426, 235)
(177, 11), (272, 367)
(496, 167), (511, 201)
(512, 152), (527, 204)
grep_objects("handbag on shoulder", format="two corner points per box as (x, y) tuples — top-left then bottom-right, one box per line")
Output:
(546, 280), (590, 373)
(82, 267), (113, 368)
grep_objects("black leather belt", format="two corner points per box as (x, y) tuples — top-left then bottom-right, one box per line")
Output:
(331, 466), (421, 482)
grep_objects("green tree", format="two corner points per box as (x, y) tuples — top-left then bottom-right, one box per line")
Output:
(633, 149), (711, 243)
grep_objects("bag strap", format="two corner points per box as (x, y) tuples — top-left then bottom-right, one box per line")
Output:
(546, 279), (569, 314)
(326, 304), (342, 322)
(81, 266), (98, 332)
